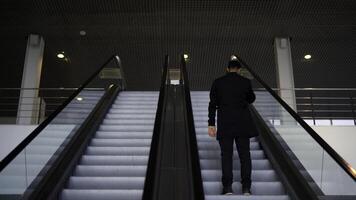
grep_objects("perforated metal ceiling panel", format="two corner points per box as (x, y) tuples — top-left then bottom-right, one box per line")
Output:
(0, 0), (355, 90)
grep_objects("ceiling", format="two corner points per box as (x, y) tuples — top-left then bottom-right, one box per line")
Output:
(0, 0), (355, 91)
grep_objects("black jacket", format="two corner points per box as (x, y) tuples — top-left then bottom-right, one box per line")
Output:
(208, 72), (258, 139)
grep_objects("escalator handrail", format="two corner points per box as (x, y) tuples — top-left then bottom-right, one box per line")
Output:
(235, 56), (356, 181)
(0, 55), (124, 172)
(142, 55), (169, 200)
(180, 55), (205, 200)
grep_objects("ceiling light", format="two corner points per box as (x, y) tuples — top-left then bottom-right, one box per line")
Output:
(183, 54), (189, 59)
(79, 30), (86, 36)
(304, 54), (312, 60)
(57, 53), (65, 59)
(231, 55), (238, 60)
(76, 97), (83, 101)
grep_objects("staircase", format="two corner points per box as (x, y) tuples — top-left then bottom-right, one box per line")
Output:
(190, 91), (290, 200)
(60, 91), (159, 200)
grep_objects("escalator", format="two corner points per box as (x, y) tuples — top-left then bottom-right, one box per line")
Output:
(190, 91), (289, 200)
(0, 90), (105, 196)
(0, 54), (355, 200)
(0, 54), (169, 200)
(0, 55), (158, 200)
(181, 55), (356, 200)
(60, 91), (159, 200)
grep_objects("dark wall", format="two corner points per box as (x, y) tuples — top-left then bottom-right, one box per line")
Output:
(0, 0), (355, 90)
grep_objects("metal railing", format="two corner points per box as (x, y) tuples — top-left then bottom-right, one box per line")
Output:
(0, 88), (103, 124)
(255, 88), (356, 126)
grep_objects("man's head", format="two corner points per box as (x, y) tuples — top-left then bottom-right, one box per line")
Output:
(227, 60), (242, 72)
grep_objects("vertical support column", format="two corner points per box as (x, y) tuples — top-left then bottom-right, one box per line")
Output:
(274, 37), (297, 111)
(17, 34), (45, 124)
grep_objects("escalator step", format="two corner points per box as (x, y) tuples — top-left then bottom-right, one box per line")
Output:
(205, 195), (290, 200)
(80, 155), (148, 166)
(198, 150), (265, 159)
(199, 159), (272, 170)
(203, 182), (286, 195)
(67, 177), (145, 189)
(74, 165), (147, 177)
(61, 189), (142, 200)
(191, 91), (290, 199)
(90, 139), (151, 147)
(95, 131), (153, 139)
(201, 170), (279, 181)
(60, 91), (158, 200)
(85, 146), (150, 155)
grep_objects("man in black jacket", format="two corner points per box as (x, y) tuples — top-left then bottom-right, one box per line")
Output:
(208, 59), (258, 195)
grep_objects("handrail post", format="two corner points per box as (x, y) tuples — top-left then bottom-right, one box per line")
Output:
(310, 92), (316, 125)
(350, 91), (356, 126)
(113, 55), (127, 90)
(38, 97), (42, 124)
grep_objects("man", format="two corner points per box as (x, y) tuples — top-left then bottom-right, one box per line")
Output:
(208, 58), (258, 195)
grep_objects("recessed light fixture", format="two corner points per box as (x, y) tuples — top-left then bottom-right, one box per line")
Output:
(79, 30), (86, 36)
(76, 97), (83, 101)
(231, 55), (238, 60)
(183, 54), (189, 59)
(304, 54), (312, 60)
(57, 53), (65, 59)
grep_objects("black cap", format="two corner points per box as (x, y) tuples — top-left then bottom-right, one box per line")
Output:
(228, 60), (242, 68)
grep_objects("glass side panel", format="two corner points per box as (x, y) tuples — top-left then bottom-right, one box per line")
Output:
(254, 90), (356, 195)
(0, 89), (104, 197)
(0, 56), (125, 199)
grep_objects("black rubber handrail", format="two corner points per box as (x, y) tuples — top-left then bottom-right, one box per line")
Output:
(180, 55), (205, 200)
(142, 55), (169, 200)
(0, 55), (123, 172)
(235, 55), (356, 181)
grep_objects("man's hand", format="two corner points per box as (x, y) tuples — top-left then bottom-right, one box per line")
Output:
(208, 126), (217, 137)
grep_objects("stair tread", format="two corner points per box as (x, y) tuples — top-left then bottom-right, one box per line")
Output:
(61, 91), (158, 200)
(61, 189), (143, 200)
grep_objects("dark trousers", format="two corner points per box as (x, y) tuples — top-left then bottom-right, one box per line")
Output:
(218, 137), (251, 188)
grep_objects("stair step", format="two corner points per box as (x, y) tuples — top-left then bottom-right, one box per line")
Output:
(113, 101), (157, 106)
(105, 113), (156, 119)
(99, 125), (153, 132)
(111, 104), (157, 109)
(61, 189), (143, 200)
(197, 141), (260, 150)
(200, 159), (272, 170)
(95, 131), (152, 139)
(86, 146), (150, 155)
(204, 182), (286, 195)
(90, 139), (151, 147)
(74, 165), (147, 177)
(80, 155), (148, 165)
(205, 195), (290, 200)
(202, 170), (279, 181)
(109, 109), (156, 114)
(102, 119), (155, 125)
(196, 135), (258, 142)
(199, 150), (265, 159)
(67, 177), (145, 189)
